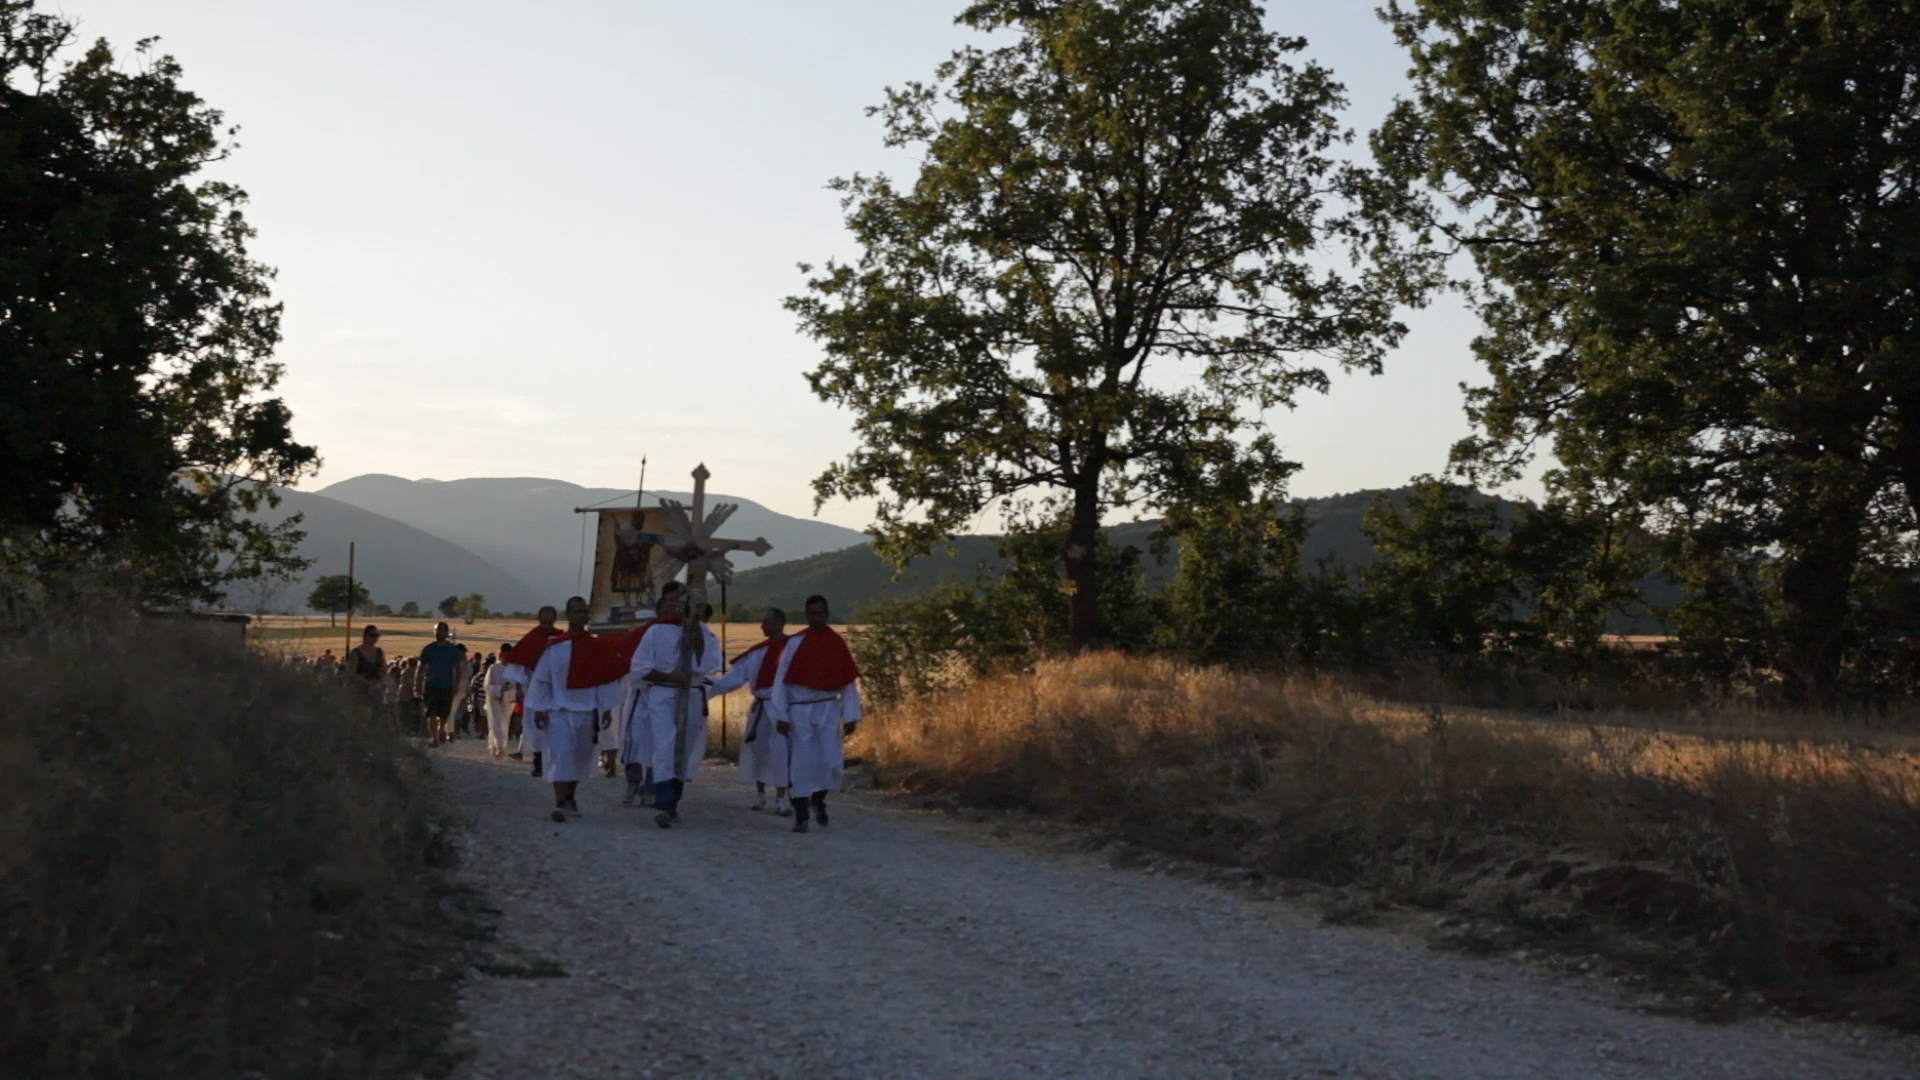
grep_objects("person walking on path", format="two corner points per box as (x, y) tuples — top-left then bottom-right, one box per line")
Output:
(416, 623), (467, 746)
(770, 595), (861, 833)
(483, 652), (516, 759)
(502, 606), (566, 775)
(629, 589), (721, 828)
(708, 607), (794, 815)
(523, 596), (625, 820)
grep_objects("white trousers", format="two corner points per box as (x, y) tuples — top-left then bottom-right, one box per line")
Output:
(486, 695), (512, 755)
(786, 698), (844, 797)
(637, 684), (706, 782)
(738, 696), (789, 788)
(542, 709), (598, 783)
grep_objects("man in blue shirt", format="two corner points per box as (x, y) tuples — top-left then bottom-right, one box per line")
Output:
(415, 622), (467, 746)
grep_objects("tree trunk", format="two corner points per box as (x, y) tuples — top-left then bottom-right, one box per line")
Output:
(1775, 484), (1865, 705)
(1064, 478), (1103, 651)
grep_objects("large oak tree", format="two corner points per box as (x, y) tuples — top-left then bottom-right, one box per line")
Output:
(789, 0), (1432, 647)
(1378, 0), (1920, 697)
(1, 2), (316, 605)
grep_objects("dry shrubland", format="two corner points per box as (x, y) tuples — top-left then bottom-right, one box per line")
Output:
(0, 611), (466, 1078)
(855, 652), (1920, 1026)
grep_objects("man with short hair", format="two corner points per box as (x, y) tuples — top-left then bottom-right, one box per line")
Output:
(503, 606), (566, 774)
(523, 596), (624, 819)
(415, 623), (466, 746)
(708, 607), (794, 814)
(482, 650), (515, 759)
(628, 588), (720, 828)
(613, 581), (683, 806)
(770, 595), (861, 833)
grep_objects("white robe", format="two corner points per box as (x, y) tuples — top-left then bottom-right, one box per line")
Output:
(709, 640), (791, 789)
(496, 661), (538, 754)
(522, 641), (620, 784)
(768, 631), (863, 797)
(483, 662), (516, 755)
(625, 621), (721, 782)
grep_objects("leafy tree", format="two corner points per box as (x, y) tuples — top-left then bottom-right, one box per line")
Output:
(0, 3), (317, 604)
(436, 595), (461, 619)
(1377, 0), (1920, 698)
(459, 593), (488, 624)
(790, 0), (1435, 648)
(306, 575), (370, 627)
(1163, 497), (1316, 665)
(1361, 479), (1521, 659)
(398, 600), (421, 618)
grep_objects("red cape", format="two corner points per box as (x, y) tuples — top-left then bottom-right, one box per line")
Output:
(732, 634), (791, 691)
(504, 624), (566, 669)
(555, 630), (626, 689)
(597, 619), (660, 669)
(784, 627), (859, 692)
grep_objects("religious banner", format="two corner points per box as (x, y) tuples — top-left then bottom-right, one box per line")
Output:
(583, 506), (671, 624)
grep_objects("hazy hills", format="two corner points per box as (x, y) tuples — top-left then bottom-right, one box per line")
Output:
(723, 492), (1387, 618)
(314, 475), (867, 605)
(241, 487), (543, 614)
(238, 474), (869, 614)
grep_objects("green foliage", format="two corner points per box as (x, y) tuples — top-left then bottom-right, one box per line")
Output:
(1378, 0), (1920, 698)
(790, 0), (1435, 646)
(306, 575), (370, 620)
(0, 3), (317, 605)
(1361, 479), (1522, 659)
(436, 595), (460, 619)
(397, 600), (421, 618)
(1162, 497), (1361, 666)
(459, 593), (489, 623)
(854, 521), (1157, 704)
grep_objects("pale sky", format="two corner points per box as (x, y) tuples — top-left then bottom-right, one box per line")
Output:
(59, 0), (1513, 530)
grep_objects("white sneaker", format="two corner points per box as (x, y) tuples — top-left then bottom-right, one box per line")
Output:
(751, 794), (767, 811)
(774, 804), (793, 818)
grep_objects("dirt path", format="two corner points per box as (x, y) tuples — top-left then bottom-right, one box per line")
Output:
(437, 741), (1914, 1080)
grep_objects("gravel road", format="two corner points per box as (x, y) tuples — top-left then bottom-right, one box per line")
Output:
(437, 740), (1916, 1080)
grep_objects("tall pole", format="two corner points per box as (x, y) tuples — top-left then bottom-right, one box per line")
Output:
(344, 541), (356, 655)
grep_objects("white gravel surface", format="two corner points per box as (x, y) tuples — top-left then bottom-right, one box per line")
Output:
(436, 739), (1917, 1080)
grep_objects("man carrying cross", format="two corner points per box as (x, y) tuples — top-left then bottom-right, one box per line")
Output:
(770, 594), (861, 833)
(522, 596), (625, 820)
(707, 606), (794, 814)
(628, 587), (721, 828)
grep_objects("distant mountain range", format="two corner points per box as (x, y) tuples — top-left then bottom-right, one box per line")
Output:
(722, 491), (1390, 619)
(241, 475), (868, 615)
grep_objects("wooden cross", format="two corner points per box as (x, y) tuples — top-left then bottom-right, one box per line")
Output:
(615, 463), (772, 597)
(620, 464), (772, 771)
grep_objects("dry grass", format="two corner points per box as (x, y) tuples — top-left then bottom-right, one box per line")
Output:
(0, 608), (467, 1078)
(855, 652), (1920, 1026)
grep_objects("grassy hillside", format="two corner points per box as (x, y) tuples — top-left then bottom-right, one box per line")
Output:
(2, 606), (465, 1077)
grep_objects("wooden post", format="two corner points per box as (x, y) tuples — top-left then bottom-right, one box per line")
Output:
(344, 541), (356, 655)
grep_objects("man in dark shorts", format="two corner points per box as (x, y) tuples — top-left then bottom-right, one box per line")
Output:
(415, 622), (466, 746)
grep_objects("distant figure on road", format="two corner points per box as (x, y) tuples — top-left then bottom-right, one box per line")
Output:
(629, 588), (721, 828)
(415, 623), (465, 746)
(483, 651), (516, 759)
(708, 606), (794, 815)
(523, 596), (624, 820)
(771, 595), (862, 833)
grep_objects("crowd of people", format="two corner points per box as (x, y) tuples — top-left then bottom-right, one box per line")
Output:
(309, 589), (862, 834)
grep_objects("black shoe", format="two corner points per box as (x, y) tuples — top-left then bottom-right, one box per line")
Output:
(792, 817), (809, 833)
(564, 798), (582, 818)
(530, 764), (543, 778)
(816, 805), (829, 827)
(550, 809), (566, 823)
(654, 811), (673, 829)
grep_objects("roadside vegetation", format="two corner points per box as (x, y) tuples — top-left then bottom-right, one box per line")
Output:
(856, 652), (1920, 1028)
(0, 596), (466, 1078)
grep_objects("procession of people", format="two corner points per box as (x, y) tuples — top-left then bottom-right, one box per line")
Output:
(318, 589), (861, 833)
